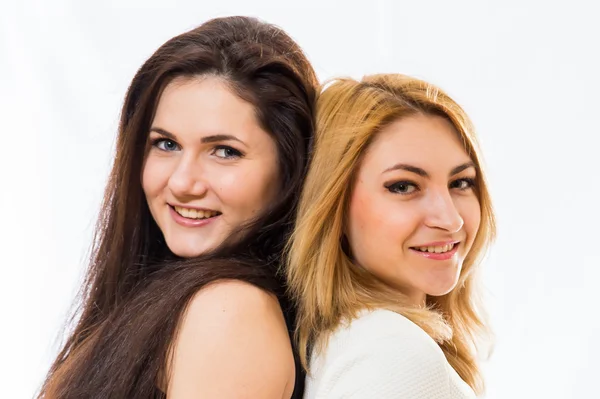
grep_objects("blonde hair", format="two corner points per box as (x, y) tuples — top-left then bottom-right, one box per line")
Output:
(286, 74), (496, 394)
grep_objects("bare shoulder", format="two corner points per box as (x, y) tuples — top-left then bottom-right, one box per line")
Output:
(188, 279), (284, 320)
(167, 280), (295, 399)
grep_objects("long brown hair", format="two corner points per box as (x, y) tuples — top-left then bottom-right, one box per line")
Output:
(287, 74), (495, 394)
(40, 16), (318, 398)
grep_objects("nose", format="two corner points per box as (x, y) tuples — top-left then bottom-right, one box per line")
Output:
(423, 190), (464, 233)
(167, 155), (208, 198)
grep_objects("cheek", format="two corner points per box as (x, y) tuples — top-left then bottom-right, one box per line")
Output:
(141, 157), (162, 198)
(459, 196), (481, 244)
(350, 190), (420, 246)
(348, 184), (376, 236)
(214, 162), (279, 214)
(347, 186), (398, 255)
(385, 201), (422, 243)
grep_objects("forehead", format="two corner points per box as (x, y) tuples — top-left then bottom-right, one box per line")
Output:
(362, 113), (471, 171)
(152, 76), (265, 141)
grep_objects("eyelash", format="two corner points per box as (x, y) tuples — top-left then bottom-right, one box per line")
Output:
(151, 138), (181, 151)
(450, 177), (477, 190)
(386, 177), (477, 195)
(150, 139), (244, 159)
(211, 145), (244, 159)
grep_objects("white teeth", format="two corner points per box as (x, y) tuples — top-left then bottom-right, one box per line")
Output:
(174, 206), (218, 220)
(415, 244), (455, 253)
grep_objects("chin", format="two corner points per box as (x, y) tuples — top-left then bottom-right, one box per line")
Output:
(426, 286), (457, 297)
(424, 277), (460, 297)
(166, 240), (214, 259)
(423, 263), (463, 297)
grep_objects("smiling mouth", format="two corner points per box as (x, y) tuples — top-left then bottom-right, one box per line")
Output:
(171, 205), (221, 220)
(411, 243), (458, 254)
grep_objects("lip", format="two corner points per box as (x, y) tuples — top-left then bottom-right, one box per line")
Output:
(413, 240), (460, 247)
(409, 242), (460, 261)
(169, 203), (219, 212)
(169, 205), (220, 228)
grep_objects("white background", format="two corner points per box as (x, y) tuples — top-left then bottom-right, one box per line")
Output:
(2, 0), (599, 398)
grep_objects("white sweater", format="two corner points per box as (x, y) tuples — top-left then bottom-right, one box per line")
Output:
(304, 309), (476, 399)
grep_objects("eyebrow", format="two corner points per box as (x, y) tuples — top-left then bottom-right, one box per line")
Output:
(383, 162), (476, 178)
(149, 127), (246, 145)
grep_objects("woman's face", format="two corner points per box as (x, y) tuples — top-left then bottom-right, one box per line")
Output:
(142, 76), (279, 258)
(346, 114), (481, 305)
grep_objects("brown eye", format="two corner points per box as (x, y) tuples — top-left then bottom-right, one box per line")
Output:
(387, 181), (418, 194)
(450, 178), (476, 190)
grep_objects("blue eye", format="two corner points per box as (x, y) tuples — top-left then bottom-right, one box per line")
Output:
(450, 178), (476, 190)
(152, 138), (180, 152)
(212, 145), (243, 159)
(387, 181), (418, 194)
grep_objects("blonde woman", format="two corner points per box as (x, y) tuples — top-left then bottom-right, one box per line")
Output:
(287, 74), (496, 398)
